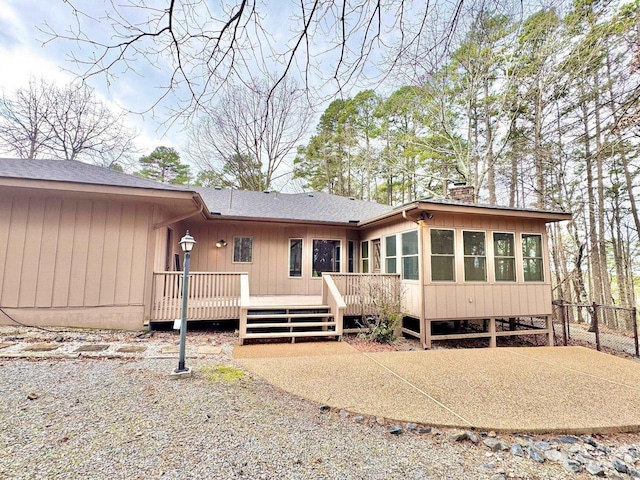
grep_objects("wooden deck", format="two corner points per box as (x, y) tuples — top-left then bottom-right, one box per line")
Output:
(248, 295), (323, 307)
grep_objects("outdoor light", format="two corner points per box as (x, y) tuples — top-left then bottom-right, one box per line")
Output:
(180, 231), (196, 252)
(215, 239), (227, 248)
(173, 231), (196, 376)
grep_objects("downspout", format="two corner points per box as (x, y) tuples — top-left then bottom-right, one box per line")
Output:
(402, 209), (426, 347)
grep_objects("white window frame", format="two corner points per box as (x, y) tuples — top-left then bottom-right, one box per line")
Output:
(401, 229), (419, 282)
(361, 240), (370, 273)
(384, 235), (398, 274)
(429, 228), (456, 282)
(288, 238), (303, 278)
(521, 232), (545, 282)
(462, 229), (487, 283)
(493, 231), (516, 283)
(311, 238), (342, 278)
(232, 236), (253, 264)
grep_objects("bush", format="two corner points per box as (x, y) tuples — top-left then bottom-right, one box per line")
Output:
(356, 275), (404, 343)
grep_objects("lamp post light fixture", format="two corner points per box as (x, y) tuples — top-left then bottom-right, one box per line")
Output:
(173, 230), (196, 376)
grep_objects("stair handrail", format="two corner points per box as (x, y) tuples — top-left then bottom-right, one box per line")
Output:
(322, 274), (346, 337)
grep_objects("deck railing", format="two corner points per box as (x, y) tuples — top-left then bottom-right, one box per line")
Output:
(322, 274), (346, 337)
(325, 273), (401, 316)
(150, 272), (247, 322)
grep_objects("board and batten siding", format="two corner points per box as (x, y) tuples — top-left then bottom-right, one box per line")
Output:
(185, 221), (355, 296)
(423, 214), (552, 319)
(0, 192), (154, 329)
(361, 212), (553, 321)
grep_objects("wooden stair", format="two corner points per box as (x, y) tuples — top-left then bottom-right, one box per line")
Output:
(240, 305), (340, 344)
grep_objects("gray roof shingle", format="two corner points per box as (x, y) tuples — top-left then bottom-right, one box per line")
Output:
(194, 188), (394, 224)
(0, 158), (190, 192)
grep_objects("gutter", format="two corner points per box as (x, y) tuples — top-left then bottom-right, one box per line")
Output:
(153, 202), (204, 229)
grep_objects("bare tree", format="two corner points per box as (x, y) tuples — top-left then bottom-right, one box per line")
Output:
(0, 78), (138, 167)
(187, 76), (311, 190)
(40, 0), (501, 120)
(0, 78), (56, 159)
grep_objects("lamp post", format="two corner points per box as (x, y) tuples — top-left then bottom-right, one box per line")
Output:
(174, 230), (196, 375)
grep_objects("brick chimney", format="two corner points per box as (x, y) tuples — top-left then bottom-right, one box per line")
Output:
(447, 184), (475, 203)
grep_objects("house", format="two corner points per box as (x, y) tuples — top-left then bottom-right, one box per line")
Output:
(0, 159), (571, 348)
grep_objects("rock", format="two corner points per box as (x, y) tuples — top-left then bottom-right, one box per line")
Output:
(339, 409), (350, 418)
(27, 392), (38, 400)
(528, 445), (545, 463)
(418, 426), (432, 434)
(319, 405), (330, 413)
(353, 416), (365, 424)
(563, 459), (583, 474)
(465, 431), (479, 444)
(448, 430), (469, 442)
(558, 435), (580, 444)
(568, 445), (581, 455)
(585, 463), (605, 476)
(535, 441), (552, 451)
(544, 450), (565, 463)
(405, 423), (418, 433)
(375, 416), (386, 425)
(488, 431), (497, 438)
(582, 436), (598, 448)
(389, 425), (403, 435)
(612, 458), (628, 474)
(629, 468), (640, 478)
(431, 428), (442, 435)
(484, 438), (509, 452)
(510, 444), (524, 457)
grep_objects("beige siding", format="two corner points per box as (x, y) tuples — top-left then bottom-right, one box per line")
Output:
(186, 221), (355, 296)
(362, 212), (554, 321)
(0, 192), (152, 315)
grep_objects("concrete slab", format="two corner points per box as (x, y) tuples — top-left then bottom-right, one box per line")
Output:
(22, 343), (60, 352)
(74, 344), (110, 352)
(116, 345), (147, 353)
(235, 344), (640, 434)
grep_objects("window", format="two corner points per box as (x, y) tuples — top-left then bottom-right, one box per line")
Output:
(522, 234), (544, 281)
(233, 236), (253, 263)
(463, 231), (486, 282)
(401, 230), (419, 280)
(348, 241), (355, 273)
(361, 241), (369, 273)
(493, 232), (515, 282)
(312, 240), (341, 277)
(385, 235), (397, 273)
(289, 239), (303, 277)
(430, 229), (455, 281)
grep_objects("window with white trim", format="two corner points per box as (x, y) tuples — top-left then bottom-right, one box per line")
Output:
(233, 236), (253, 263)
(522, 234), (544, 281)
(361, 241), (369, 273)
(493, 232), (515, 282)
(385, 235), (397, 274)
(289, 239), (303, 277)
(401, 230), (419, 280)
(312, 239), (341, 277)
(430, 229), (455, 281)
(463, 231), (486, 282)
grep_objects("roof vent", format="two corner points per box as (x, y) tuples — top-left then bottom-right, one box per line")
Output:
(214, 186), (222, 190)
(349, 197), (355, 200)
(263, 190), (270, 194)
(307, 193), (314, 197)
(348, 220), (359, 224)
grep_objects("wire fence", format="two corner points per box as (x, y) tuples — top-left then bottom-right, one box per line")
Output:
(552, 300), (639, 357)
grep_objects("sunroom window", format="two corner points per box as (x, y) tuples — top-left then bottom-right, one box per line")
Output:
(312, 239), (341, 277)
(522, 234), (544, 281)
(361, 241), (369, 273)
(463, 231), (486, 282)
(430, 229), (455, 281)
(493, 232), (515, 282)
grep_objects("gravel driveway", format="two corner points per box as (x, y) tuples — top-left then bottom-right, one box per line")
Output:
(0, 353), (578, 480)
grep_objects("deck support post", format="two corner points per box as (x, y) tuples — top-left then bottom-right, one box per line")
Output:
(423, 319), (432, 349)
(489, 317), (496, 348)
(546, 315), (554, 346)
